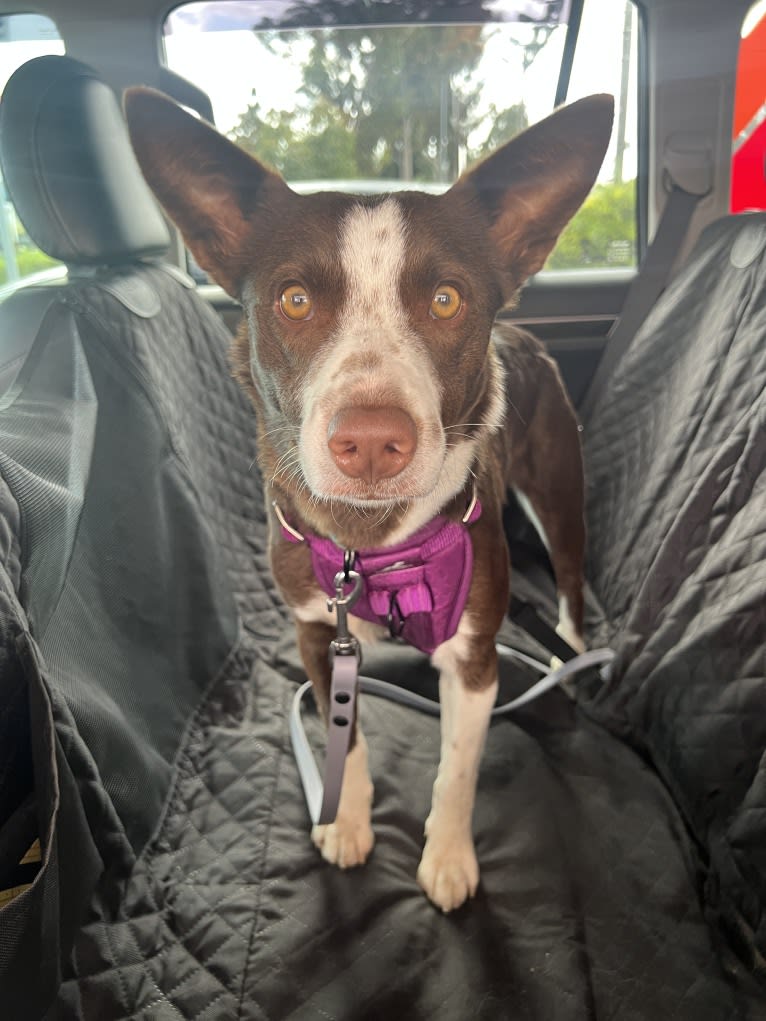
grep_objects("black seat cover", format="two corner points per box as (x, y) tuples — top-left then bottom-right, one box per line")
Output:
(0, 57), (764, 1021)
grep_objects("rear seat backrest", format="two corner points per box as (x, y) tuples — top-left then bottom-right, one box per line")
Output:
(581, 213), (766, 955)
(0, 57), (277, 1014)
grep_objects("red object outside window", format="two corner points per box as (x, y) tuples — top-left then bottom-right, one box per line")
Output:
(731, 6), (766, 212)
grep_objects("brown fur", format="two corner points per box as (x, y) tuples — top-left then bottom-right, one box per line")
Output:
(124, 87), (613, 909)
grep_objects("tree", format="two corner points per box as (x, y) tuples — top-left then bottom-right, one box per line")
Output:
(247, 24), (486, 182)
(230, 12), (561, 183)
(547, 180), (636, 270)
(469, 101), (528, 164)
(231, 97), (360, 180)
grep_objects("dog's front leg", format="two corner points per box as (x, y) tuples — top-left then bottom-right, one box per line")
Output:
(417, 626), (498, 912)
(295, 618), (375, 869)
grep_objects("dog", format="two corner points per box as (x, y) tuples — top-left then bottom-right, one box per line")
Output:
(125, 89), (613, 912)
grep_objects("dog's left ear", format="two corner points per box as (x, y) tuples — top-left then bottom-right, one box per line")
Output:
(451, 94), (614, 299)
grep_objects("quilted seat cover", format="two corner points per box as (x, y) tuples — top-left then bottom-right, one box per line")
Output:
(0, 213), (764, 1019)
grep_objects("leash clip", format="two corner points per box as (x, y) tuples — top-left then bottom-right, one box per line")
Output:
(328, 566), (362, 658)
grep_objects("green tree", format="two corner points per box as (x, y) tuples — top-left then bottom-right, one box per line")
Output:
(240, 25), (486, 182)
(230, 15), (559, 183)
(469, 101), (528, 163)
(547, 179), (636, 269)
(231, 97), (360, 180)
(0, 247), (58, 285)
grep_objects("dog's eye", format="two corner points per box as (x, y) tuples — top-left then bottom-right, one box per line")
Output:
(430, 284), (463, 320)
(279, 284), (313, 322)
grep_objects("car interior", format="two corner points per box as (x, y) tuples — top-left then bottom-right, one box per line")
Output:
(0, 0), (764, 1018)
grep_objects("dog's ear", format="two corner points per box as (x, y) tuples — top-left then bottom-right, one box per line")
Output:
(451, 94), (614, 299)
(124, 87), (291, 296)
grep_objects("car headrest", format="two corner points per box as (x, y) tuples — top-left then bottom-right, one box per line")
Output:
(0, 55), (170, 266)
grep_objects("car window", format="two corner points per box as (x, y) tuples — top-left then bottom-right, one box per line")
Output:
(0, 14), (65, 293)
(163, 0), (638, 278)
(731, 0), (766, 213)
(549, 0), (638, 269)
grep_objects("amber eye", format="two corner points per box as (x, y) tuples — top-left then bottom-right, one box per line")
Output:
(279, 284), (313, 321)
(430, 284), (463, 320)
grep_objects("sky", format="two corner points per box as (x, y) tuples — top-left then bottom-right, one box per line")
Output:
(0, 2), (640, 182)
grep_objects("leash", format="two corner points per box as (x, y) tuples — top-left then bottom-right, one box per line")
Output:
(290, 599), (615, 825)
(305, 565), (364, 825)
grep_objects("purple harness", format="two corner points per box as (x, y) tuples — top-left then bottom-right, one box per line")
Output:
(279, 498), (481, 655)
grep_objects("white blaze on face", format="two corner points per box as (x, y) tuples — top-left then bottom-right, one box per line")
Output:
(339, 197), (409, 335)
(298, 198), (445, 503)
(295, 198), (504, 524)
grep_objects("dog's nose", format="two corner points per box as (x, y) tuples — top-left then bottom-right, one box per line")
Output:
(328, 407), (417, 483)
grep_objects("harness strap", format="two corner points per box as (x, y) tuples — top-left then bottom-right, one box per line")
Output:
(274, 490), (481, 655)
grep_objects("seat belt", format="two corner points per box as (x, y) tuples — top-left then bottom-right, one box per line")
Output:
(508, 595), (580, 662)
(579, 153), (711, 424)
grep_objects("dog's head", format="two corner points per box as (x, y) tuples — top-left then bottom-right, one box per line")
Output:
(125, 89), (612, 534)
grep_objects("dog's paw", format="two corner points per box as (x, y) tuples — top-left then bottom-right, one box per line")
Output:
(312, 816), (374, 869)
(311, 737), (374, 868)
(416, 838), (479, 912)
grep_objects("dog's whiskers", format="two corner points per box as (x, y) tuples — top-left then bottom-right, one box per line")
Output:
(270, 446), (304, 487)
(329, 499), (343, 531)
(272, 445), (299, 472)
(259, 422), (295, 442)
(282, 465), (305, 488)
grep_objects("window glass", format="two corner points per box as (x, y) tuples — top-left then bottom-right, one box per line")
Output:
(0, 15), (65, 292)
(550, 0), (638, 269)
(163, 0), (638, 274)
(731, 1), (766, 213)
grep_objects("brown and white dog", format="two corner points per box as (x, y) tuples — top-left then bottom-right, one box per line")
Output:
(125, 89), (613, 912)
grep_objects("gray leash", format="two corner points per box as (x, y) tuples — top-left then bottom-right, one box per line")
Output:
(290, 622), (616, 825)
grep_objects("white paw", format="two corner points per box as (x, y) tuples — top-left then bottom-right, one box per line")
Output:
(311, 735), (374, 868)
(312, 816), (374, 869)
(417, 837), (479, 912)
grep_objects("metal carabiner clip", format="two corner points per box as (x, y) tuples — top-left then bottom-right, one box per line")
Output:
(328, 567), (362, 657)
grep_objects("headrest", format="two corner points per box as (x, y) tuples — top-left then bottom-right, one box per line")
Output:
(0, 55), (169, 266)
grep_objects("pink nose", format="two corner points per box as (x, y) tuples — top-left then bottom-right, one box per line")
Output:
(327, 406), (417, 482)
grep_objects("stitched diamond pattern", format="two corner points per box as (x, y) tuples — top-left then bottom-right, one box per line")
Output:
(36, 219), (766, 1019)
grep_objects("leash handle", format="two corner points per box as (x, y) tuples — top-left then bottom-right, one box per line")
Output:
(316, 653), (359, 824)
(297, 564), (362, 826)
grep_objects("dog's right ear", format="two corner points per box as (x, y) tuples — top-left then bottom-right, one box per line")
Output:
(124, 87), (291, 297)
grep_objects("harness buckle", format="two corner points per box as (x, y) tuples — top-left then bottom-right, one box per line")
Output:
(343, 548), (356, 582)
(386, 592), (407, 639)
